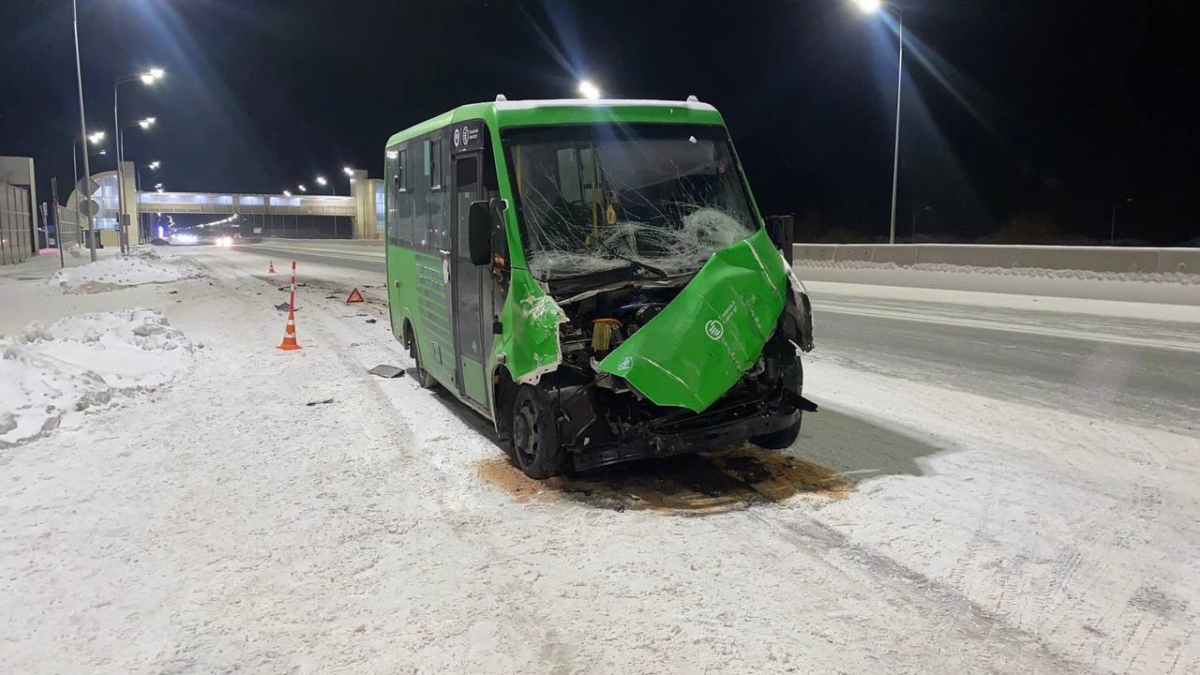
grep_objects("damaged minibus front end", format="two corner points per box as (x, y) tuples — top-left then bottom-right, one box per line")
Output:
(494, 228), (815, 477)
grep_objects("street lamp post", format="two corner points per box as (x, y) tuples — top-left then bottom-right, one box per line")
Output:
(316, 175), (339, 239)
(137, 161), (161, 242)
(912, 204), (932, 242)
(71, 132), (106, 246)
(71, 0), (97, 261)
(1110, 198), (1133, 246)
(853, 0), (904, 244)
(114, 68), (164, 253)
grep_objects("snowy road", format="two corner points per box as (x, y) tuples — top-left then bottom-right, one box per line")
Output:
(2, 243), (1198, 674)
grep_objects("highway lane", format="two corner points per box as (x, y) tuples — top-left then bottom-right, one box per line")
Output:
(234, 241), (1200, 432)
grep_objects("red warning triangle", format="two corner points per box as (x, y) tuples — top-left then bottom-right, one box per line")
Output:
(345, 288), (365, 304)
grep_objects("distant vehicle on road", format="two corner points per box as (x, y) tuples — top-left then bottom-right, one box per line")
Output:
(383, 97), (815, 478)
(168, 231), (234, 247)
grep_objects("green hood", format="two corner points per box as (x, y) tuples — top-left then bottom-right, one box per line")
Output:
(597, 228), (788, 413)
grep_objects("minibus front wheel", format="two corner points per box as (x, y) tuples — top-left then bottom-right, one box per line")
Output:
(511, 385), (567, 479)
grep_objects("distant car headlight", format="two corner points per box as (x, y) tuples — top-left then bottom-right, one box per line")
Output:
(172, 233), (198, 244)
(216, 236), (233, 247)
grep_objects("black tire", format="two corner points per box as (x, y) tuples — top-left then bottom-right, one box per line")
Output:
(751, 413), (803, 450)
(407, 325), (439, 390)
(510, 386), (566, 479)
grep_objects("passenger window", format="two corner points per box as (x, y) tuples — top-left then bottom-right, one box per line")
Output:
(430, 139), (443, 190)
(398, 149), (408, 192)
(557, 148), (582, 205)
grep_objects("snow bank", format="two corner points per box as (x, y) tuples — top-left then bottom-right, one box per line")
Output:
(0, 309), (193, 447)
(48, 249), (204, 293)
(797, 258), (1200, 284)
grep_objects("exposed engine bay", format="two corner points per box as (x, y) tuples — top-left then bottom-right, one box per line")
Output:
(529, 279), (817, 471)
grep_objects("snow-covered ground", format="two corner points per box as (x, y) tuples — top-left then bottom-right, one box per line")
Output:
(47, 248), (204, 294)
(0, 246), (1197, 674)
(0, 309), (192, 447)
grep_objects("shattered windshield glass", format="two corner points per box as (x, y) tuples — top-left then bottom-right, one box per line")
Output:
(504, 125), (758, 281)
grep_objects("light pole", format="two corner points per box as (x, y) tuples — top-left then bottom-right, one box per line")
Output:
(114, 68), (164, 253)
(1110, 198), (1133, 246)
(71, 131), (106, 250)
(912, 204), (932, 242)
(316, 175), (340, 238)
(119, 116), (156, 248)
(72, 0), (98, 261)
(852, 0), (904, 244)
(137, 161), (161, 241)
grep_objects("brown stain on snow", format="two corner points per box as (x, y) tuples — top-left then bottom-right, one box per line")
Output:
(477, 446), (853, 514)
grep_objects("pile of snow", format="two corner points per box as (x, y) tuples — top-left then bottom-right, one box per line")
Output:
(48, 249), (203, 293)
(0, 309), (193, 447)
(797, 258), (1200, 284)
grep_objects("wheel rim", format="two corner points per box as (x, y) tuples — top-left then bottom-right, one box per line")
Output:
(513, 400), (540, 466)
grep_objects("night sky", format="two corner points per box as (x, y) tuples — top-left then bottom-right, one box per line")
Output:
(1, 0), (1197, 244)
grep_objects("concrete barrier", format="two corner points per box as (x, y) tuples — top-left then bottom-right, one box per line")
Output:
(793, 243), (1200, 276)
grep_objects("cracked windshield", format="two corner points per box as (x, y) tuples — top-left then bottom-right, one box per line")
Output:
(508, 126), (757, 280)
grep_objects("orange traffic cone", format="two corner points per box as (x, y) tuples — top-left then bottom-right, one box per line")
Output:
(276, 308), (301, 351)
(268, 261), (276, 274)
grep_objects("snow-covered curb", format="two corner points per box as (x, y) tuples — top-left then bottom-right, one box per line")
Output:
(0, 309), (193, 447)
(797, 258), (1200, 284)
(48, 249), (204, 293)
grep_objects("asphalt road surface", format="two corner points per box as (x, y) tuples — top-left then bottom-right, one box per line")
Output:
(234, 240), (1200, 432)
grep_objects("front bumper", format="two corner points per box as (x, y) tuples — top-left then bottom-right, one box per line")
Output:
(572, 402), (801, 472)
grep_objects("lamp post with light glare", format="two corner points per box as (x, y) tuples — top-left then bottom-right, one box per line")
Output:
(578, 80), (602, 99)
(315, 175), (342, 238)
(137, 161), (162, 242)
(852, 0), (904, 244)
(71, 0), (99, 260)
(71, 131), (105, 251)
(114, 68), (165, 252)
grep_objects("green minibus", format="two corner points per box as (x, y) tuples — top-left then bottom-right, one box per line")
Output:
(384, 96), (815, 478)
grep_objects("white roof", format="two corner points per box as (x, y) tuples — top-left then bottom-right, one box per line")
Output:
(492, 98), (717, 113)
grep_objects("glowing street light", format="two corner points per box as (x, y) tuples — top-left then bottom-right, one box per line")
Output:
(140, 68), (166, 85)
(315, 175), (328, 187)
(850, 0), (904, 244)
(343, 166), (354, 177)
(578, 79), (601, 99)
(283, 190), (292, 197)
(116, 68), (166, 252)
(148, 161), (161, 170)
(87, 131), (106, 144)
(137, 117), (157, 129)
(297, 185), (307, 192)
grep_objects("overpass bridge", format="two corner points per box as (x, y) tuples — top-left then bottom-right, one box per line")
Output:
(66, 165), (384, 247)
(137, 191), (356, 217)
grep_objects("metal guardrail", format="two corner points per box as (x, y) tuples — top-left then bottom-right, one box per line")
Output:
(793, 244), (1200, 275)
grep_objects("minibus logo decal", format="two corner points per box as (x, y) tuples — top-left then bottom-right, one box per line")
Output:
(618, 356), (633, 372)
(705, 320), (724, 341)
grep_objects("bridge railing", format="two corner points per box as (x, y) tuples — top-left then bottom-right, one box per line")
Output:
(137, 191), (356, 217)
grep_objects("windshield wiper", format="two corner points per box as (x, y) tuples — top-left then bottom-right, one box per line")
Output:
(594, 239), (668, 278)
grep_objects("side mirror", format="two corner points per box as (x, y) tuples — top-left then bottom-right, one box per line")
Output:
(765, 214), (795, 265)
(468, 201), (492, 266)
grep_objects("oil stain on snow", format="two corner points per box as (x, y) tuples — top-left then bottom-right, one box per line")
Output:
(477, 447), (852, 514)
